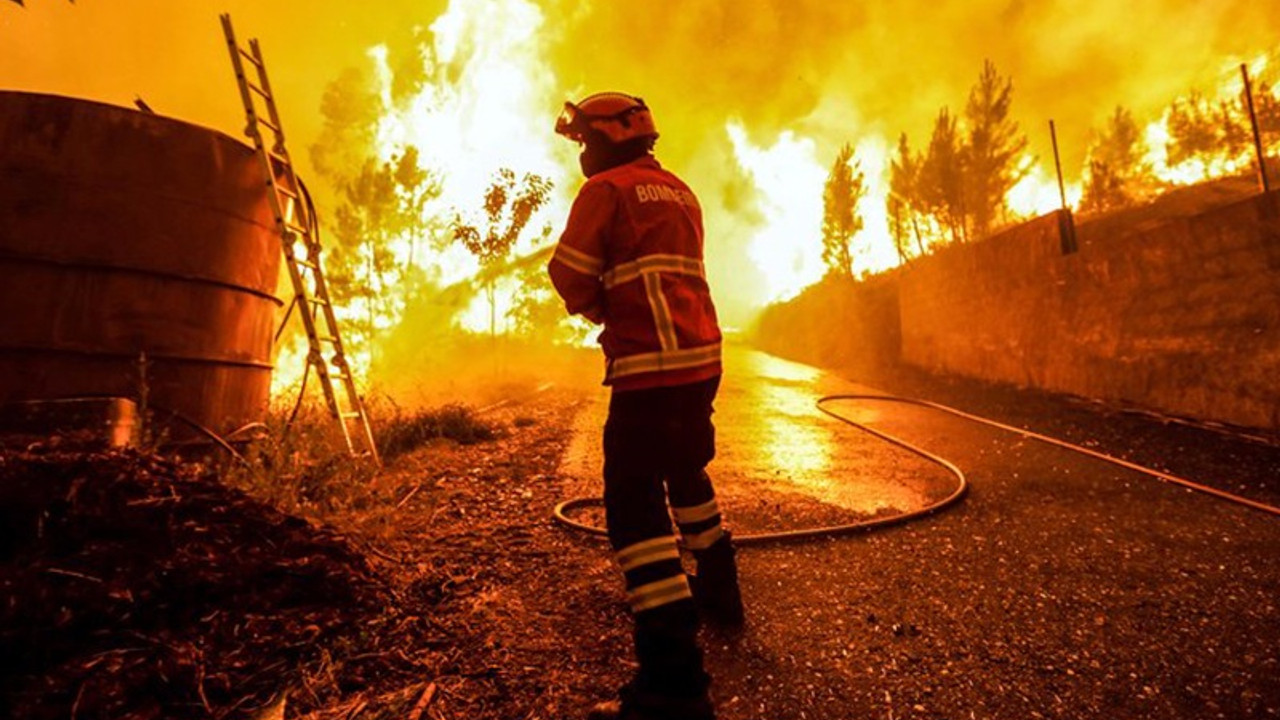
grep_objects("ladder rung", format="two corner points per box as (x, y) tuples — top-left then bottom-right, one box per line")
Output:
(283, 221), (308, 235)
(292, 258), (318, 271)
(306, 296), (329, 307)
(274, 183), (299, 200)
(238, 48), (263, 68)
(257, 115), (281, 134)
(340, 411), (363, 420)
(246, 81), (271, 100)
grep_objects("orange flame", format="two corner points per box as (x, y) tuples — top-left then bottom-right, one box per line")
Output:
(258, 2), (1280, 395)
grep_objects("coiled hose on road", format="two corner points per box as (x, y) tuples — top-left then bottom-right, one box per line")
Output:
(552, 393), (1280, 546)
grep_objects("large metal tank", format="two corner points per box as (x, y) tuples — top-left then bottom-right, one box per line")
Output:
(0, 91), (282, 436)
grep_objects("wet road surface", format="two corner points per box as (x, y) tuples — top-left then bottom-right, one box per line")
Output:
(560, 348), (954, 525)
(557, 346), (1280, 719)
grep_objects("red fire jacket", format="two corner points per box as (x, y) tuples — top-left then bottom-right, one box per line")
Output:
(549, 156), (722, 391)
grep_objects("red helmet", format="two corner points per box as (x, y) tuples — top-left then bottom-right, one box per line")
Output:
(555, 92), (658, 145)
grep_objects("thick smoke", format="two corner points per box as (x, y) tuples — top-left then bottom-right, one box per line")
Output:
(12, 0), (1276, 181)
(539, 0), (1280, 322)
(546, 0), (1280, 172)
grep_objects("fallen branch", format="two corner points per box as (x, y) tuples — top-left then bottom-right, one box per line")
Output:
(407, 682), (437, 720)
(45, 567), (103, 584)
(397, 483), (424, 508)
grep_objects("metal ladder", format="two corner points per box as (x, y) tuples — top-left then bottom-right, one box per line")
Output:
(220, 14), (380, 465)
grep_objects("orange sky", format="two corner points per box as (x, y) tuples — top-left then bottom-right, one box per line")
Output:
(1, 0), (448, 181)
(7, 0), (1280, 179)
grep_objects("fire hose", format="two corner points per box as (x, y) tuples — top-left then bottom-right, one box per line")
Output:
(552, 393), (1280, 546)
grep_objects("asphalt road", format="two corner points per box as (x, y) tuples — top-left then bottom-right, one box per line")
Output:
(559, 346), (1280, 720)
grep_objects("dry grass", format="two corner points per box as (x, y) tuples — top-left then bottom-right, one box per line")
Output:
(222, 395), (502, 512)
(374, 403), (500, 460)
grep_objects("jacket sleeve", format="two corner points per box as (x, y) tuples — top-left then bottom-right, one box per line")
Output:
(548, 181), (614, 324)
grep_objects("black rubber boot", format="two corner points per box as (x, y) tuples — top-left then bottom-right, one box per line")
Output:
(586, 684), (716, 720)
(690, 532), (744, 630)
(589, 602), (715, 720)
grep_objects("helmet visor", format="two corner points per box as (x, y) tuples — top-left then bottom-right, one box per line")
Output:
(555, 101), (587, 142)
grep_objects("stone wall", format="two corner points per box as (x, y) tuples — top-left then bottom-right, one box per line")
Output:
(898, 192), (1280, 430)
(754, 273), (900, 376)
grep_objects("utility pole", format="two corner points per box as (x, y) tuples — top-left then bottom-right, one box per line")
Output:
(1050, 120), (1078, 255)
(1241, 63), (1272, 194)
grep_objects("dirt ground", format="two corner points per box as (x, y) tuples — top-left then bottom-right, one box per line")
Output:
(3, 344), (1278, 719)
(1, 348), (636, 720)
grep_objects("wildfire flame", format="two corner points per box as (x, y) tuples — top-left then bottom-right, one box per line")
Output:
(261, 0), (1280, 395)
(727, 124), (826, 302)
(1143, 53), (1274, 186)
(12, 1), (1273, 394)
(367, 0), (574, 317)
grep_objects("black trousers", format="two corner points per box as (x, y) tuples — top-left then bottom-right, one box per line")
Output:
(603, 375), (720, 549)
(602, 376), (721, 698)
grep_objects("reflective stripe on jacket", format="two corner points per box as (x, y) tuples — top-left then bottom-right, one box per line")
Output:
(549, 156), (722, 391)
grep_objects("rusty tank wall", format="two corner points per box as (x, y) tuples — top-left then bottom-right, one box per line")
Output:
(0, 91), (282, 436)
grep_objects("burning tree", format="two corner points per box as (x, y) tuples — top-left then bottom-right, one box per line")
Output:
(820, 144), (866, 278)
(452, 168), (553, 338)
(1140, 65), (1280, 186)
(1080, 106), (1159, 214)
(1165, 90), (1251, 170)
(1251, 76), (1280, 149)
(888, 60), (1031, 251)
(327, 146), (440, 354)
(303, 64), (452, 369)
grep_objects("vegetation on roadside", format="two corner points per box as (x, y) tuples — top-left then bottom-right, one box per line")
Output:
(220, 397), (499, 516)
(375, 403), (498, 459)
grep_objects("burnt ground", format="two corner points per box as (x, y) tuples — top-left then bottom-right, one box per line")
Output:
(2, 344), (1278, 719)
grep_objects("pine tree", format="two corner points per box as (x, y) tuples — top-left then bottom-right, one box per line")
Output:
(1167, 92), (1222, 168)
(820, 144), (866, 278)
(1252, 78), (1280, 148)
(920, 108), (967, 244)
(888, 132), (927, 260)
(1081, 106), (1156, 214)
(962, 59), (1030, 241)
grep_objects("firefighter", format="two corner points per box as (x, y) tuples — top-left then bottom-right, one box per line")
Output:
(549, 92), (744, 720)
